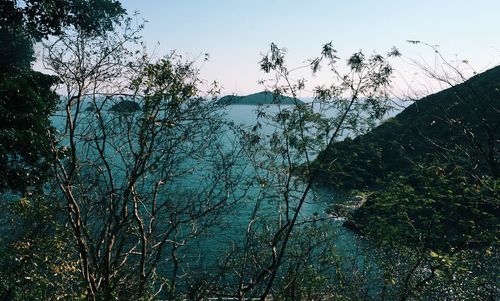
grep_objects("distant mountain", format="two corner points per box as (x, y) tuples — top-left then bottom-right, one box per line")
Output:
(218, 91), (304, 105)
(313, 65), (500, 190)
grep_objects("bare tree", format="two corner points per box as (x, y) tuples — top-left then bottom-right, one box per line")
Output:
(206, 42), (401, 300)
(44, 19), (245, 300)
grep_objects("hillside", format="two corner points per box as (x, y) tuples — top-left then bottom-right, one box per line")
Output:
(218, 91), (304, 105)
(314, 65), (500, 190)
(315, 66), (500, 253)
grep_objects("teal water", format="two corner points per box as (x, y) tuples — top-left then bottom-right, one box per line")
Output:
(169, 105), (366, 271)
(51, 103), (373, 289)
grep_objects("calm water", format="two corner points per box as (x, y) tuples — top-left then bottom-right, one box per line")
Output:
(180, 105), (364, 271)
(52, 103), (367, 278)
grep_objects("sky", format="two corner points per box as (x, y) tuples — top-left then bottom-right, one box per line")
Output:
(115, 1), (500, 96)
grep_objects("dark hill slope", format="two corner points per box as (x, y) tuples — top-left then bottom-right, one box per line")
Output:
(315, 65), (500, 190)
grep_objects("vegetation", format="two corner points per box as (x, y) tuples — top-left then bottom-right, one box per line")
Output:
(0, 1), (498, 300)
(314, 65), (500, 190)
(0, 0), (125, 194)
(313, 46), (499, 299)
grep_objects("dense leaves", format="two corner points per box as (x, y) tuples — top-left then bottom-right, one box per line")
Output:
(0, 0), (126, 299)
(0, 0), (126, 194)
(0, 0), (125, 40)
(351, 163), (499, 251)
(0, 68), (59, 193)
(316, 64), (500, 299)
(0, 195), (81, 300)
(353, 164), (500, 300)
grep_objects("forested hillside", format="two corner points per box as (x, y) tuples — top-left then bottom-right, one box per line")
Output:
(314, 66), (499, 274)
(311, 66), (500, 298)
(315, 65), (500, 190)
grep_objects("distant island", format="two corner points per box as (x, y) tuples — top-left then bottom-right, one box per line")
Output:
(218, 91), (304, 105)
(109, 99), (141, 113)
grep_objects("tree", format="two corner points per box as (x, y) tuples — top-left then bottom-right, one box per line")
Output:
(42, 34), (401, 299)
(333, 44), (500, 300)
(0, 192), (81, 300)
(406, 41), (499, 179)
(1, 1), (126, 299)
(198, 42), (401, 300)
(0, 0), (125, 194)
(43, 19), (246, 300)
(349, 163), (498, 300)
(5, 2), (495, 297)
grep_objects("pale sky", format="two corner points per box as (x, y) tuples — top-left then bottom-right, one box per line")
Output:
(109, 1), (500, 95)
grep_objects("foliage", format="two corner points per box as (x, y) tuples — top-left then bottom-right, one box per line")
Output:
(322, 55), (500, 299)
(0, 69), (59, 193)
(3, 0), (498, 298)
(351, 163), (499, 251)
(0, 0), (126, 194)
(330, 161), (499, 300)
(0, 194), (82, 300)
(1, 0), (126, 299)
(206, 41), (400, 299)
(0, 0), (125, 41)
